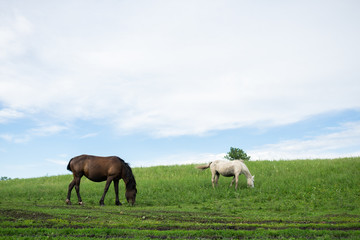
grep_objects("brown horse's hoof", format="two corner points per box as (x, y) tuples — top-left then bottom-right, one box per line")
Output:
(78, 201), (83, 205)
(66, 199), (71, 205)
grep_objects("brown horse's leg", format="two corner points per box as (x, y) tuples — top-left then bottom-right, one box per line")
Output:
(66, 179), (76, 205)
(113, 179), (121, 206)
(74, 175), (83, 205)
(99, 177), (114, 206)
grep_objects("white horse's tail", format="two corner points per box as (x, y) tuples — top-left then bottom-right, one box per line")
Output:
(196, 162), (212, 170)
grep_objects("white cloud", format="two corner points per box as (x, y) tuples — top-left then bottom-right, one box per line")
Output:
(79, 132), (99, 139)
(0, 108), (23, 123)
(30, 125), (68, 136)
(141, 120), (360, 166)
(0, 133), (30, 143)
(46, 159), (68, 166)
(0, 11), (33, 59)
(46, 153), (69, 167)
(0, 1), (359, 137)
(0, 124), (68, 143)
(249, 121), (360, 160)
(135, 152), (227, 167)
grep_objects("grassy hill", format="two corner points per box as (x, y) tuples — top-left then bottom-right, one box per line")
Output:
(1, 157), (359, 239)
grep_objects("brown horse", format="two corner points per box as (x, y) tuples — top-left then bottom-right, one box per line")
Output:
(66, 155), (137, 206)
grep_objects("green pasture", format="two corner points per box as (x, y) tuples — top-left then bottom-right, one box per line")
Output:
(0, 157), (359, 239)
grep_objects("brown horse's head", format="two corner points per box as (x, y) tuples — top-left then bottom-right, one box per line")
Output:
(125, 189), (137, 206)
(123, 161), (137, 206)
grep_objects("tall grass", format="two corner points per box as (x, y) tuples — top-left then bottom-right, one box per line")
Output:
(1, 157), (359, 239)
(132, 158), (360, 216)
(1, 157), (359, 217)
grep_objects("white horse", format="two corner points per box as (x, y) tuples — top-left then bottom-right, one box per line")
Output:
(197, 160), (255, 189)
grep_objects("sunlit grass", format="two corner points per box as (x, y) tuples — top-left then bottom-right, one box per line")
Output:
(1, 157), (359, 239)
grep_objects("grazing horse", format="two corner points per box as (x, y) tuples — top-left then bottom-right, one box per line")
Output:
(66, 155), (137, 206)
(197, 160), (254, 189)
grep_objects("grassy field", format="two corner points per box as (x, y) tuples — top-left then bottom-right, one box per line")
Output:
(0, 157), (359, 239)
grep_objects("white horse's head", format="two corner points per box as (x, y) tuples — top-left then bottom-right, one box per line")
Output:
(247, 175), (255, 188)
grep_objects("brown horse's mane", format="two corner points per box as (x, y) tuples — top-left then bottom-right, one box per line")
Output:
(116, 157), (137, 191)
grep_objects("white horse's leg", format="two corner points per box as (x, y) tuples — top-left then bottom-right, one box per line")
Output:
(230, 177), (235, 187)
(211, 171), (215, 188)
(235, 174), (239, 189)
(215, 173), (219, 186)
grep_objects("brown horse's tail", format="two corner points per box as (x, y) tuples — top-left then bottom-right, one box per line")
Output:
(67, 158), (73, 172)
(196, 162), (212, 170)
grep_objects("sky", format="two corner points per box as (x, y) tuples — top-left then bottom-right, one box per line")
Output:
(1, 0), (360, 179)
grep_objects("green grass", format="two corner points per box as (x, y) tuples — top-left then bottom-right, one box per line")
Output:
(1, 157), (359, 239)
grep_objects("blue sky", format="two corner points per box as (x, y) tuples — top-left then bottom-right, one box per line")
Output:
(1, 1), (360, 178)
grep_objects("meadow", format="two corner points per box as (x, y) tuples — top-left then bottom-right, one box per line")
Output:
(0, 157), (359, 239)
